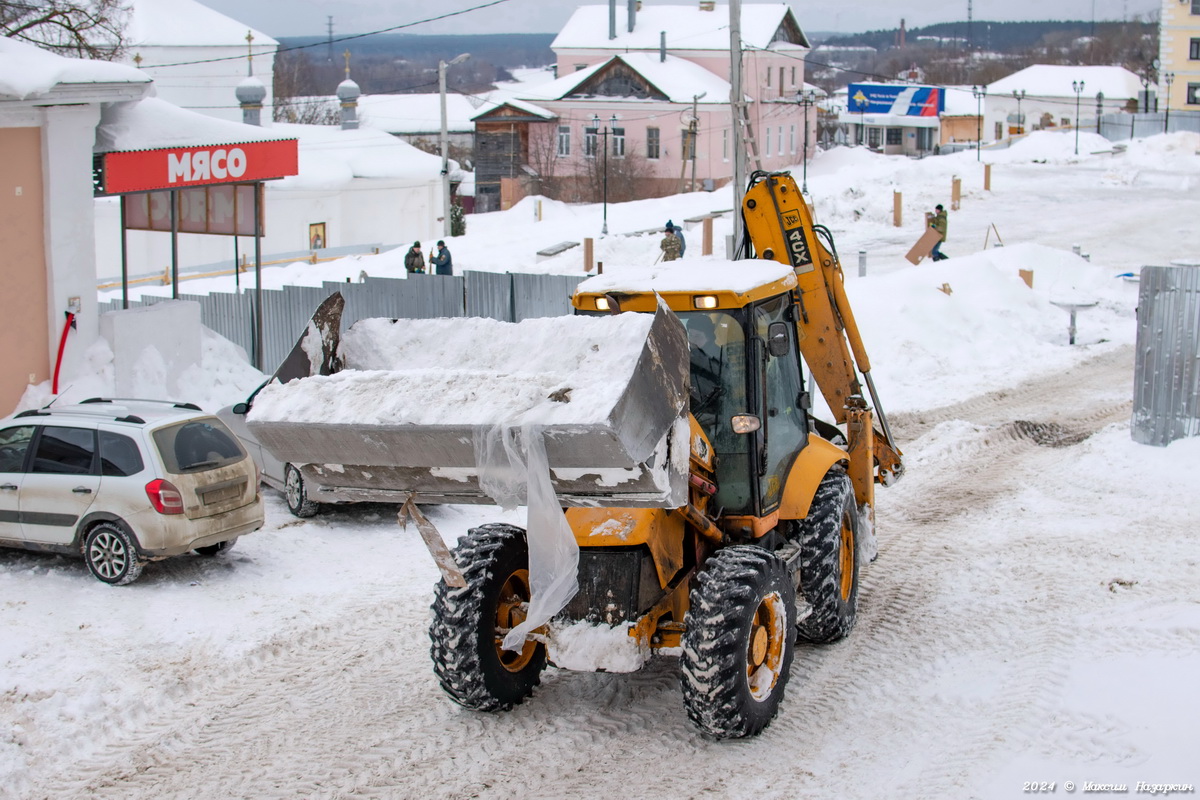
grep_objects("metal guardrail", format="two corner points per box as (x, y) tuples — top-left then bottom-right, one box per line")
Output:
(96, 270), (585, 374)
(1132, 265), (1200, 446)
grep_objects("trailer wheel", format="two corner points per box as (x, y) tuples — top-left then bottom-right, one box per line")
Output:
(429, 523), (547, 711)
(284, 464), (318, 518)
(795, 466), (860, 644)
(680, 545), (796, 739)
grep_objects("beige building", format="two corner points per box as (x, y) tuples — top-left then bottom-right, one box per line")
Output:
(0, 41), (150, 414)
(1159, 0), (1200, 110)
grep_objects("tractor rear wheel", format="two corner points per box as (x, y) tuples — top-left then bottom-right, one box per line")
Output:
(429, 523), (547, 711)
(680, 545), (796, 739)
(795, 466), (860, 644)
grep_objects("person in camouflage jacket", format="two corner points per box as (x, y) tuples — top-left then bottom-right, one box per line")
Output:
(660, 228), (682, 262)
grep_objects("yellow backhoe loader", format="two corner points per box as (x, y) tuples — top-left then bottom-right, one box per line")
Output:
(247, 171), (903, 739)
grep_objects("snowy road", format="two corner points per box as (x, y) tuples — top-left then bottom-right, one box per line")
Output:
(24, 344), (1195, 800)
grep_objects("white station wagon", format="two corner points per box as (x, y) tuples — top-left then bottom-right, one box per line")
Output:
(0, 399), (263, 584)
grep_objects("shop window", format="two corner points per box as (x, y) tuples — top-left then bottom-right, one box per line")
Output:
(885, 127), (902, 145)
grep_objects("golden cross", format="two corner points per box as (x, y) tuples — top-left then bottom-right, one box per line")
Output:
(343, 49), (352, 78)
(245, 31), (255, 76)
(132, 52), (142, 67)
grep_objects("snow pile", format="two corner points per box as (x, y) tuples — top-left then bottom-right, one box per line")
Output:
(850, 242), (1134, 413)
(250, 314), (655, 427)
(985, 130), (1116, 163)
(547, 621), (649, 672)
(17, 327), (263, 414)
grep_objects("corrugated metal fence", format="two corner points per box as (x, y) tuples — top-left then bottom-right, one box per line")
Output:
(1100, 111), (1200, 141)
(97, 271), (585, 374)
(1132, 266), (1200, 446)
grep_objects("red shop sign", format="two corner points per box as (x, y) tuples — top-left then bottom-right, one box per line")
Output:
(102, 138), (298, 194)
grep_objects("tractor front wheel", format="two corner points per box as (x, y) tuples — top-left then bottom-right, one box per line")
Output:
(795, 466), (861, 644)
(680, 545), (797, 739)
(429, 524), (547, 711)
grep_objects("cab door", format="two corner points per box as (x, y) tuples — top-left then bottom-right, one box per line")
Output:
(753, 295), (809, 511)
(0, 425), (35, 541)
(19, 426), (101, 545)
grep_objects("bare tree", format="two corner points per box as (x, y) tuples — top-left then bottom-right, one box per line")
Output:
(1, 0), (128, 60)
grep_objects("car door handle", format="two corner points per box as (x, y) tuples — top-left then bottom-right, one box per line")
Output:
(72, 487), (93, 494)
(0, 483), (16, 490)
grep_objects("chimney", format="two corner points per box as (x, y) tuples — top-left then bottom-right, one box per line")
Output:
(660, 31), (667, 62)
(609, 0), (617, 40)
(627, 0), (637, 33)
(899, 18), (907, 48)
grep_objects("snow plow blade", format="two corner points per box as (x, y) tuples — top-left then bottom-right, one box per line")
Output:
(247, 303), (691, 508)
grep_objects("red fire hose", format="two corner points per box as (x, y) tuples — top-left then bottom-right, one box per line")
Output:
(52, 311), (76, 395)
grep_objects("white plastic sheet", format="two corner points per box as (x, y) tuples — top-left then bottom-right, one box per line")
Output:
(474, 423), (579, 652)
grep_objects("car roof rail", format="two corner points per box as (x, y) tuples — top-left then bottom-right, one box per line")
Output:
(14, 409), (47, 418)
(115, 415), (146, 424)
(80, 397), (111, 404)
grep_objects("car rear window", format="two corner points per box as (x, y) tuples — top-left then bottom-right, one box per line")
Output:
(100, 431), (145, 477)
(152, 417), (246, 474)
(0, 426), (35, 473)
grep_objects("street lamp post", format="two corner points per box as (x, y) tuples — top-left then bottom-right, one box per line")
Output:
(1095, 91), (1104, 134)
(971, 85), (986, 161)
(1072, 80), (1085, 156)
(1011, 89), (1025, 137)
(592, 113), (617, 236)
(439, 52), (470, 238)
(797, 89), (816, 194)
(1164, 72), (1176, 133)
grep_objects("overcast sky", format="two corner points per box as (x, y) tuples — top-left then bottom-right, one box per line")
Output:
(196, 0), (1162, 39)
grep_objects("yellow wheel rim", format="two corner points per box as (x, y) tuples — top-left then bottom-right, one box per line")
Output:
(746, 591), (786, 701)
(495, 568), (537, 672)
(839, 513), (856, 602)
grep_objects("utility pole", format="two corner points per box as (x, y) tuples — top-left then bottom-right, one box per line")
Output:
(729, 0), (745, 252)
(440, 53), (470, 238)
(689, 92), (703, 192)
(326, 16), (334, 63)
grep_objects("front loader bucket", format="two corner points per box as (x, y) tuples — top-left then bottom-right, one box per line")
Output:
(247, 303), (691, 508)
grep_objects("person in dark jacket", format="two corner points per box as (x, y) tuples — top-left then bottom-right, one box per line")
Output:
(432, 240), (453, 275)
(404, 242), (425, 274)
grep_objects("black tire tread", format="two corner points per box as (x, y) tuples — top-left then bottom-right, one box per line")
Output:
(429, 523), (546, 712)
(680, 545), (796, 739)
(795, 467), (860, 644)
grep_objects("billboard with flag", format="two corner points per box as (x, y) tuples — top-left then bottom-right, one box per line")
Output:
(847, 84), (944, 116)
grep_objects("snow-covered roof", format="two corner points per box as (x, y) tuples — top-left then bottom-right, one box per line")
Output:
(552, 3), (808, 51)
(95, 97), (292, 152)
(124, 0), (278, 47)
(941, 85), (982, 117)
(986, 65), (1141, 101)
(0, 38), (149, 101)
(471, 97), (557, 122)
(521, 53), (734, 105)
(271, 122), (444, 190)
(578, 259), (796, 295)
(358, 94), (481, 135)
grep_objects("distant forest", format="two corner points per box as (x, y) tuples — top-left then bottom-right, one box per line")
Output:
(810, 19), (1159, 90)
(273, 33), (554, 104)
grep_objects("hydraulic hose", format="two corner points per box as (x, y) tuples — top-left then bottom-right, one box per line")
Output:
(52, 312), (75, 395)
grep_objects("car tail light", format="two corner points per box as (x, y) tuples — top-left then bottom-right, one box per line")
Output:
(145, 478), (184, 515)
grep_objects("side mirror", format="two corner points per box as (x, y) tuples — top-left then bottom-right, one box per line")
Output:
(767, 322), (790, 357)
(232, 402), (249, 415)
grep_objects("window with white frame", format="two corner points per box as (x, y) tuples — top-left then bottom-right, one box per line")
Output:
(764, 126), (771, 156)
(1188, 83), (1200, 105)
(1193, 0), (1199, 14)
(791, 66), (796, 87)
(612, 127), (625, 157)
(584, 126), (598, 158)
(1191, 38), (1200, 59)
(777, 126), (784, 155)
(789, 125), (796, 154)
(723, 129), (729, 161)
(557, 125), (570, 157)
(647, 127), (661, 159)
